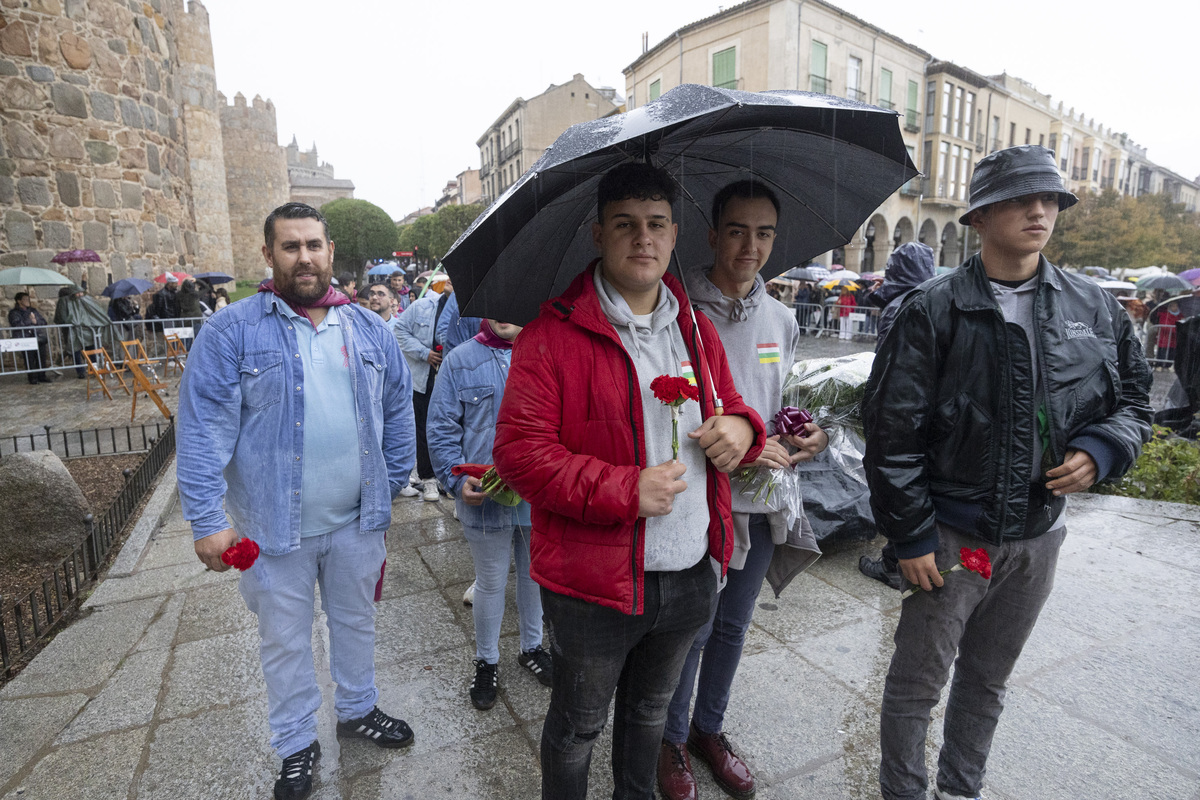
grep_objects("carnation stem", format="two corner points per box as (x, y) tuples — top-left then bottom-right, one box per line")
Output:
(671, 408), (680, 461)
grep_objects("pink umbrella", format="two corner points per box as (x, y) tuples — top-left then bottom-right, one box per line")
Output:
(153, 271), (194, 283)
(50, 249), (102, 264)
(1178, 268), (1200, 286)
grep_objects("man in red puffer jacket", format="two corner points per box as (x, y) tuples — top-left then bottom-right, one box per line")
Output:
(494, 162), (765, 800)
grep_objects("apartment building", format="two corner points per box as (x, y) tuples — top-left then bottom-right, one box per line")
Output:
(476, 74), (620, 205)
(623, 0), (1198, 271)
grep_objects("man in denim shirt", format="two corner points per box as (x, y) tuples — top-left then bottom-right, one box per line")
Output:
(178, 203), (417, 800)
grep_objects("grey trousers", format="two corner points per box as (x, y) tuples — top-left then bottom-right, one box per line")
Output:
(879, 523), (1067, 800)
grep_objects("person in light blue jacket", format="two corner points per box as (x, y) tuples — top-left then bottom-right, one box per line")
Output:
(435, 290), (484, 353)
(427, 317), (552, 711)
(393, 277), (451, 501)
(178, 203), (417, 800)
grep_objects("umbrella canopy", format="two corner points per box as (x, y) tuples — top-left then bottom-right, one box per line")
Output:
(442, 84), (917, 325)
(101, 277), (155, 298)
(821, 276), (862, 291)
(1178, 268), (1200, 286)
(1095, 280), (1138, 292)
(1081, 266), (1111, 278)
(193, 271), (235, 284)
(1135, 273), (1193, 293)
(0, 266), (73, 286)
(367, 262), (401, 276)
(50, 249), (101, 264)
(782, 266), (827, 282)
(154, 271), (194, 284)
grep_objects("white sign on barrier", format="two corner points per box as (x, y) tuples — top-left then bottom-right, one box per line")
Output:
(0, 337), (38, 353)
(848, 313), (867, 323)
(161, 326), (194, 339)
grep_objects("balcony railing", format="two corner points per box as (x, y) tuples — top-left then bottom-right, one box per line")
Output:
(809, 76), (830, 93)
(877, 99), (895, 110)
(900, 177), (925, 196)
(1071, 167), (1080, 180)
(500, 139), (521, 162)
(846, 87), (865, 102)
(975, 133), (985, 152)
(904, 109), (919, 132)
(990, 138), (1002, 153)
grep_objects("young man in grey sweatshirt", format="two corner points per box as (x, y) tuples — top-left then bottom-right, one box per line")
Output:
(659, 181), (829, 800)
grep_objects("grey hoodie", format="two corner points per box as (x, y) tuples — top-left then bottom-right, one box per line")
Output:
(592, 267), (710, 572)
(685, 265), (811, 570)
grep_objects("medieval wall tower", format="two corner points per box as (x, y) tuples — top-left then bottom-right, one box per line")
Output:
(218, 92), (289, 280)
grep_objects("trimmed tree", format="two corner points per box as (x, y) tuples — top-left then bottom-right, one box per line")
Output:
(321, 198), (400, 283)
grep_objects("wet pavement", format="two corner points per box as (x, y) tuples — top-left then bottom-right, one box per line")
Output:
(0, 338), (1196, 799)
(1, 463), (1198, 799)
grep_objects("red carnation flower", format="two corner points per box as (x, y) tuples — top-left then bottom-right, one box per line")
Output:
(650, 374), (699, 460)
(959, 547), (993, 579)
(221, 538), (260, 571)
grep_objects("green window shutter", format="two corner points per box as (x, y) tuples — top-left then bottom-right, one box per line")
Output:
(810, 41), (827, 93)
(649, 79), (661, 101)
(907, 80), (918, 112)
(880, 68), (893, 107)
(713, 47), (736, 89)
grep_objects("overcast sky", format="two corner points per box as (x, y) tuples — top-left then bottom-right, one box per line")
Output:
(199, 0), (1193, 221)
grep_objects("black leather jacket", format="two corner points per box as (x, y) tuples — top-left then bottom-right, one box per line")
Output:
(862, 255), (1153, 558)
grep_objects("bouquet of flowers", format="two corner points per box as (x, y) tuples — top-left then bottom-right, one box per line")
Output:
(900, 547), (993, 599)
(650, 375), (699, 460)
(450, 463), (522, 506)
(734, 407), (813, 506)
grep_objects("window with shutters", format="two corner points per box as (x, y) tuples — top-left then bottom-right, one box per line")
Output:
(713, 47), (736, 89)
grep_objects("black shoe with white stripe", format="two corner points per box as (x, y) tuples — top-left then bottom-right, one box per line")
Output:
(274, 740), (320, 800)
(336, 706), (414, 749)
(518, 645), (553, 687)
(470, 658), (499, 710)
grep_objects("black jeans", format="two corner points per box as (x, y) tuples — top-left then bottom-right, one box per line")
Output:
(540, 556), (718, 800)
(412, 389), (434, 480)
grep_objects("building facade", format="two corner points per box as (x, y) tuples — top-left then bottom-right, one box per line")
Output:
(285, 137), (354, 211)
(623, 0), (1199, 272)
(477, 73), (620, 205)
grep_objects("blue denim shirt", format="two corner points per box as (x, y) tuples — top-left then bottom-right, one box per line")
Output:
(393, 292), (441, 392)
(435, 292), (484, 353)
(177, 293), (415, 555)
(427, 337), (530, 530)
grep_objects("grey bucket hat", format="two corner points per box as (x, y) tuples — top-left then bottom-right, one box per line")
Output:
(958, 145), (1078, 225)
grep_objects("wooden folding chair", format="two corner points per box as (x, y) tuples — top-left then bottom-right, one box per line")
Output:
(82, 347), (130, 401)
(119, 339), (171, 421)
(164, 333), (187, 378)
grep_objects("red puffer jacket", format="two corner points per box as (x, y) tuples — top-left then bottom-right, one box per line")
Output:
(494, 265), (765, 615)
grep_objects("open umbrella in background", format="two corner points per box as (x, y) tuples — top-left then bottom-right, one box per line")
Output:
(101, 277), (155, 298)
(367, 262), (401, 276)
(0, 266), (74, 286)
(782, 266), (826, 282)
(50, 249), (101, 264)
(442, 83), (917, 326)
(153, 271), (194, 284)
(1135, 273), (1193, 293)
(821, 276), (862, 292)
(193, 271), (235, 284)
(1178, 268), (1200, 286)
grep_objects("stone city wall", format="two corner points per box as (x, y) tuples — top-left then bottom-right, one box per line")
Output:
(0, 0), (210, 300)
(219, 91), (289, 281)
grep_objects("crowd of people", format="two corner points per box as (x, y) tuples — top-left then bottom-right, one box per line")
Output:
(169, 144), (1154, 800)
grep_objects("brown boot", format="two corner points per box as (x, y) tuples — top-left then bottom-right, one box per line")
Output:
(687, 723), (755, 799)
(657, 740), (698, 800)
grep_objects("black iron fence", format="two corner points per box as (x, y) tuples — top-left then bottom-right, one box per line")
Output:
(0, 420), (173, 460)
(0, 419), (175, 678)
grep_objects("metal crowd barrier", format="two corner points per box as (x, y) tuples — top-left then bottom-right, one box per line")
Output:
(792, 302), (880, 342)
(1143, 321), (1177, 371)
(0, 317), (206, 378)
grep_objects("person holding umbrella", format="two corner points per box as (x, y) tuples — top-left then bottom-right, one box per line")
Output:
(862, 146), (1152, 800)
(493, 162), (766, 800)
(661, 180), (828, 800)
(8, 292), (51, 384)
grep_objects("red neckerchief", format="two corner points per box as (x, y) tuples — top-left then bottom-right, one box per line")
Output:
(473, 318), (513, 350)
(258, 279), (350, 330)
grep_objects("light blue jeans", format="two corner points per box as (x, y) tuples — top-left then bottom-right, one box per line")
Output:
(238, 518), (385, 759)
(462, 523), (542, 663)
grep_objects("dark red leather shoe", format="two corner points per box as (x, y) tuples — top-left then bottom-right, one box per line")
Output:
(687, 723), (756, 799)
(657, 740), (698, 800)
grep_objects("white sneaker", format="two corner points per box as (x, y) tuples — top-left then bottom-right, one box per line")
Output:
(934, 788), (981, 800)
(422, 479), (440, 502)
(462, 580), (476, 606)
(399, 482), (420, 497)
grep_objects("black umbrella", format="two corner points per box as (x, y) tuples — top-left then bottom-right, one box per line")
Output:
(101, 277), (154, 298)
(193, 271), (236, 284)
(443, 84), (917, 325)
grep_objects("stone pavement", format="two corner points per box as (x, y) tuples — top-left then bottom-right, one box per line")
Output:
(2, 462), (1198, 799)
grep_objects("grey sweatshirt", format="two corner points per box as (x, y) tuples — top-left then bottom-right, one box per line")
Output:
(592, 267), (710, 572)
(685, 265), (805, 567)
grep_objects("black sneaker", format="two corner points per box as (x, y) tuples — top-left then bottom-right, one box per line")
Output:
(335, 706), (414, 749)
(859, 555), (904, 591)
(470, 658), (498, 710)
(274, 741), (319, 800)
(517, 645), (553, 687)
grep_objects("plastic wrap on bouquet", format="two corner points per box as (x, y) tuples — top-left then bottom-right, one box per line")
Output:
(781, 351), (878, 544)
